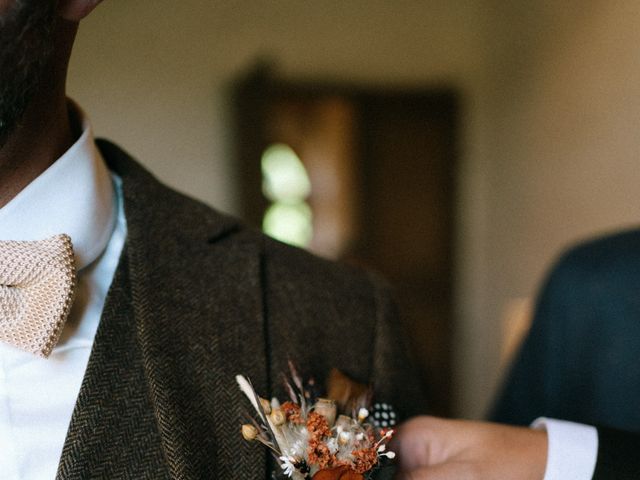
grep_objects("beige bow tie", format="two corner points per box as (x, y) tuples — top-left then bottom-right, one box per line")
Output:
(0, 234), (76, 358)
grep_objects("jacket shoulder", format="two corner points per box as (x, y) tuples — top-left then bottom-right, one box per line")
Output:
(534, 228), (640, 324)
(550, 228), (640, 284)
(262, 235), (386, 297)
(98, 138), (384, 294)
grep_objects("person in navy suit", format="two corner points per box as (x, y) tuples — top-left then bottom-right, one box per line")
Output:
(395, 229), (640, 480)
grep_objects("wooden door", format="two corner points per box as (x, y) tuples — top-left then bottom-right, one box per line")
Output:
(233, 67), (457, 415)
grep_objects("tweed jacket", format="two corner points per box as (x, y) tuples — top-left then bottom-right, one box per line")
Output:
(54, 140), (426, 479)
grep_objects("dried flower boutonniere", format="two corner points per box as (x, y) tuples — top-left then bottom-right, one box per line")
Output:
(237, 363), (398, 480)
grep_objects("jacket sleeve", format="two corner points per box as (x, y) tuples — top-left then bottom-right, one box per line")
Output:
(490, 264), (563, 424)
(490, 249), (589, 425)
(592, 427), (640, 479)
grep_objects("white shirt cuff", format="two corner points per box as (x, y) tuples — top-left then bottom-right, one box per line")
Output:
(532, 417), (598, 480)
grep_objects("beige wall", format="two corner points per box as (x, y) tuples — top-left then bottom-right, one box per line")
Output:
(68, 0), (492, 214)
(68, 0), (640, 419)
(466, 0), (640, 419)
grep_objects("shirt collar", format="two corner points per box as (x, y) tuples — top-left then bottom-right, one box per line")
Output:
(0, 105), (116, 271)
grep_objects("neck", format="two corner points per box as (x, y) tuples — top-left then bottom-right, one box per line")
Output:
(0, 20), (78, 209)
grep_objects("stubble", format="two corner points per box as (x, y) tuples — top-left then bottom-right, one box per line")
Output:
(0, 0), (58, 147)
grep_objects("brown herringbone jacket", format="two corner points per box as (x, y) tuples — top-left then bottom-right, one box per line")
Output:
(54, 140), (426, 479)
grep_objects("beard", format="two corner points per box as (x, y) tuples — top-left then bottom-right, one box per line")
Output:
(0, 0), (58, 147)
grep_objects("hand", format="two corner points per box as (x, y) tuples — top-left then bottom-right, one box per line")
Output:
(393, 416), (548, 480)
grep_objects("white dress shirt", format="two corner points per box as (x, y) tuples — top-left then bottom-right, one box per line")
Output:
(0, 108), (126, 480)
(534, 418), (599, 480)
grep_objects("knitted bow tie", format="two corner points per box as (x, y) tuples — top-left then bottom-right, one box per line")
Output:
(0, 234), (76, 358)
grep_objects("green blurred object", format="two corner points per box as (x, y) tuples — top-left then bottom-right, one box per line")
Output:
(263, 202), (313, 248)
(261, 143), (311, 203)
(261, 143), (313, 248)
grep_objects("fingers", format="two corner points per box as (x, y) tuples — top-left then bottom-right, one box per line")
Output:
(393, 432), (427, 471)
(394, 416), (469, 470)
(395, 419), (548, 480)
(393, 416), (441, 471)
(396, 463), (478, 480)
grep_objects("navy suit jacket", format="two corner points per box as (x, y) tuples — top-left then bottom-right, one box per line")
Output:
(491, 229), (640, 478)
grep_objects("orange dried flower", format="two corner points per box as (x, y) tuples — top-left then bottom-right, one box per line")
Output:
(281, 401), (304, 424)
(307, 439), (336, 469)
(307, 411), (331, 439)
(365, 428), (376, 444)
(351, 447), (379, 474)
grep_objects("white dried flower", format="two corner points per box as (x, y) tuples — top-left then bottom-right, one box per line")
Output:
(357, 407), (369, 422)
(287, 440), (305, 458)
(326, 437), (339, 454)
(338, 430), (351, 446)
(279, 456), (296, 477)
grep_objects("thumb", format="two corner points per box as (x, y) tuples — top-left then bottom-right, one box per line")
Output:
(396, 463), (477, 480)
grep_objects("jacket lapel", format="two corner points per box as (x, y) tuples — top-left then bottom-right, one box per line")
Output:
(57, 141), (269, 479)
(55, 250), (170, 479)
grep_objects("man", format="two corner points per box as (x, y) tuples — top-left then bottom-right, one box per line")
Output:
(395, 229), (640, 479)
(0, 1), (425, 478)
